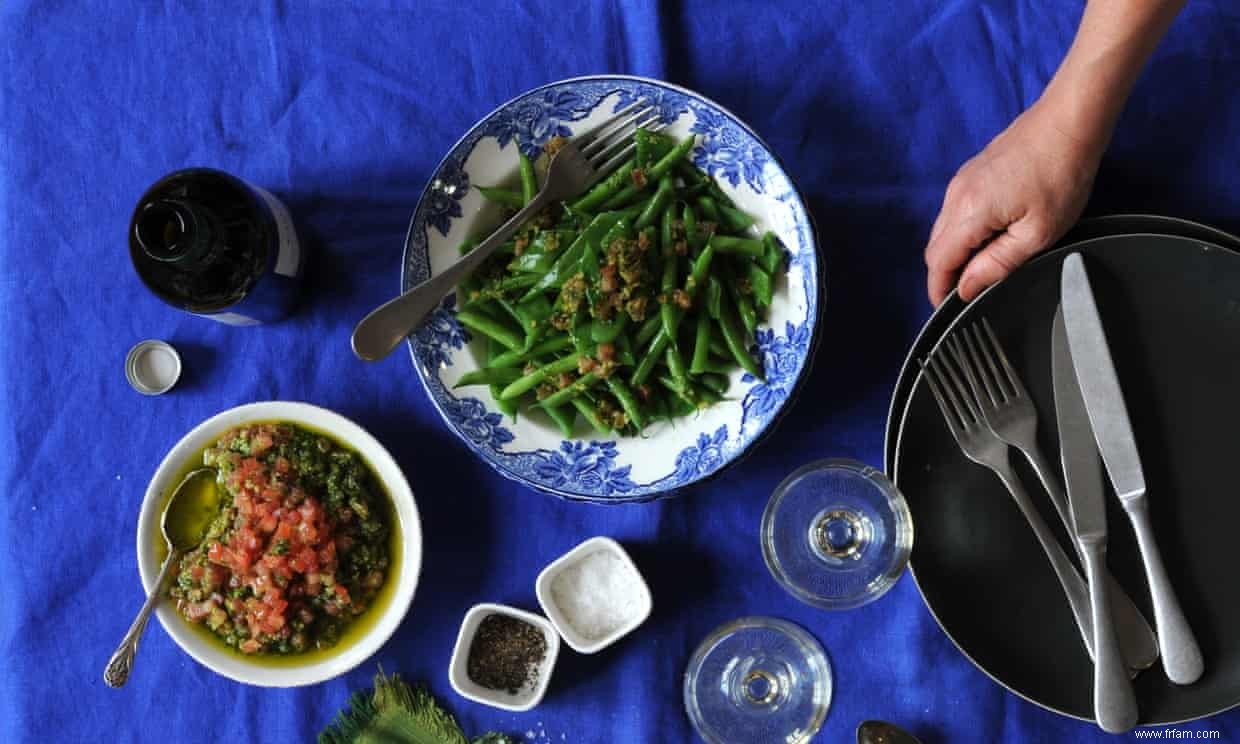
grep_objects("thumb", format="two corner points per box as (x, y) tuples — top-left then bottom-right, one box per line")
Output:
(957, 221), (1047, 301)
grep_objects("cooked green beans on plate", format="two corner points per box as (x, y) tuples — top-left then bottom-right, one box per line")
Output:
(453, 128), (784, 437)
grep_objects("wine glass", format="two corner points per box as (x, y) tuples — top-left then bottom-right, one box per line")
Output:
(683, 616), (832, 744)
(761, 458), (913, 610)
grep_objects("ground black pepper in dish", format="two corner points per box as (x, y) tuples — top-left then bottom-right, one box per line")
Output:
(467, 613), (548, 694)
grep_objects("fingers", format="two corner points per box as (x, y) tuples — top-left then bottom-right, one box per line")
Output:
(924, 211), (1000, 306)
(956, 217), (1053, 301)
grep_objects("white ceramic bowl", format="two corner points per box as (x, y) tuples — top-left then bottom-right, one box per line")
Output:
(135, 401), (422, 687)
(535, 537), (652, 654)
(448, 603), (561, 711)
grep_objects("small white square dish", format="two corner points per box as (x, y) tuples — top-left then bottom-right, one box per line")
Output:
(535, 536), (653, 654)
(448, 603), (560, 712)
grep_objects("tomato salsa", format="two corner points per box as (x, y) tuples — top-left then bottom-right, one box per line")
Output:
(169, 423), (392, 655)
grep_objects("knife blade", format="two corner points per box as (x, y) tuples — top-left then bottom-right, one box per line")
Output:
(1053, 304), (1137, 732)
(1060, 252), (1204, 686)
(1052, 306), (1106, 541)
(1060, 254), (1145, 503)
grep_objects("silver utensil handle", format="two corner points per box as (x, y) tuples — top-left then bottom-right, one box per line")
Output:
(1125, 498), (1204, 685)
(104, 549), (182, 688)
(1081, 539), (1138, 733)
(995, 467), (1095, 659)
(351, 190), (552, 362)
(1023, 447), (1159, 671)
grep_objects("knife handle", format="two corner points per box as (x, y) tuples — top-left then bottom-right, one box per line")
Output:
(1023, 447), (1160, 671)
(996, 468), (1095, 659)
(1125, 498), (1204, 685)
(1080, 539), (1138, 733)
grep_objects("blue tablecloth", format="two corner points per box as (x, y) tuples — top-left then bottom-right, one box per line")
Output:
(3, 1), (1238, 741)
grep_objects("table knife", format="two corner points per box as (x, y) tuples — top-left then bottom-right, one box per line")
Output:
(1053, 306), (1137, 732)
(1061, 252), (1204, 686)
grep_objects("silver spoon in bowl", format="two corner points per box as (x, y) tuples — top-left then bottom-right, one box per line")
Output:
(104, 467), (221, 687)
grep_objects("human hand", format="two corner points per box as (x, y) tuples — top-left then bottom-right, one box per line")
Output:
(924, 98), (1105, 305)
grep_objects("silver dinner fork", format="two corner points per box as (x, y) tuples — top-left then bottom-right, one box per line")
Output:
(922, 352), (1098, 660)
(944, 321), (1159, 671)
(351, 104), (669, 362)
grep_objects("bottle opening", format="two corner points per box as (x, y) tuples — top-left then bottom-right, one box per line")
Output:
(135, 201), (192, 262)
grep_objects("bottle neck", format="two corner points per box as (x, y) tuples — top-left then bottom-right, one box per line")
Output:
(133, 198), (215, 265)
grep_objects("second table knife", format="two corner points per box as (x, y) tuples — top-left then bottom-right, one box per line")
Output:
(1061, 252), (1204, 685)
(1053, 306), (1137, 732)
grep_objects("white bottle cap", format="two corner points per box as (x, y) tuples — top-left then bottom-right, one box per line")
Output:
(125, 340), (182, 395)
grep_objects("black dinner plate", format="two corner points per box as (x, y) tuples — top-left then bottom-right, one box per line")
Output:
(884, 215), (1240, 473)
(891, 233), (1240, 724)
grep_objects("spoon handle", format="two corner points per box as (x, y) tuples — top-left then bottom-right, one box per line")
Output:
(104, 548), (183, 688)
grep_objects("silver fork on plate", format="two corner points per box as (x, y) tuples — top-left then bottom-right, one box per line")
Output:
(351, 104), (668, 362)
(922, 351), (1099, 660)
(946, 321), (1159, 671)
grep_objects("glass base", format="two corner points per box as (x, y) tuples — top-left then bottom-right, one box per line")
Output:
(684, 617), (832, 744)
(762, 459), (913, 610)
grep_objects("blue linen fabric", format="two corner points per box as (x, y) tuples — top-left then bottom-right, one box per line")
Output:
(2, 1), (1238, 742)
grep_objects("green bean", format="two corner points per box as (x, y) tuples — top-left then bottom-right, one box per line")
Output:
(650, 135), (696, 181)
(454, 367), (523, 389)
(539, 371), (600, 409)
(487, 334), (572, 369)
(486, 335), (505, 366)
(571, 157), (637, 212)
(591, 313), (628, 344)
(456, 308), (524, 350)
(720, 299), (763, 380)
(572, 397), (610, 434)
(606, 377), (646, 430)
(615, 332), (637, 367)
(635, 175), (675, 230)
(631, 330), (671, 386)
(500, 353), (582, 399)
(665, 345), (690, 392)
(458, 238), (479, 256)
(497, 298), (524, 327)
(636, 314), (661, 347)
(733, 284), (759, 335)
(698, 358), (735, 376)
(544, 404), (576, 438)
(708, 327), (729, 358)
(520, 213), (612, 300)
(705, 274), (724, 319)
(518, 151), (537, 206)
(660, 205), (680, 348)
(699, 373), (729, 395)
(748, 262), (774, 308)
(685, 243), (715, 297)
(760, 231), (784, 275)
(692, 384), (723, 405)
(683, 203), (700, 251)
(690, 311), (712, 375)
(477, 185), (524, 209)
(636, 128), (675, 168)
(656, 375), (697, 406)
(711, 235), (765, 257)
(491, 384), (520, 420)
(601, 137), (695, 211)
(717, 203), (755, 234)
(675, 160), (707, 185)
(695, 195), (722, 224)
(497, 273), (541, 292)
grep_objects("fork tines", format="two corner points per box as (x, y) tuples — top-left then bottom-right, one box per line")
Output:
(573, 103), (668, 176)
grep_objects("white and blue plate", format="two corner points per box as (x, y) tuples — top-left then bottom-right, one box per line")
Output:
(402, 75), (822, 503)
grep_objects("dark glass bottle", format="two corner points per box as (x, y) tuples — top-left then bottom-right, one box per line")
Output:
(129, 168), (301, 325)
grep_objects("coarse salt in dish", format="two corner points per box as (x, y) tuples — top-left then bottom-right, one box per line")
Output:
(536, 537), (652, 654)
